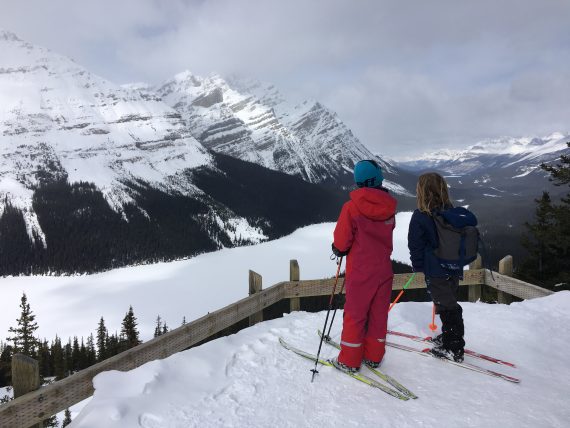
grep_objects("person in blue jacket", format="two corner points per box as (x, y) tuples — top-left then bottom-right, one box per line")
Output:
(408, 172), (465, 362)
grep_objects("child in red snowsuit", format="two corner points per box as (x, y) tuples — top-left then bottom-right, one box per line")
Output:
(332, 160), (397, 371)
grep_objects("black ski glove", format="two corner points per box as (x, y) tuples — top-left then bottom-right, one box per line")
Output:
(331, 243), (349, 258)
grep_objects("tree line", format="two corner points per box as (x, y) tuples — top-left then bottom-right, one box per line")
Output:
(519, 142), (570, 289)
(0, 293), (178, 427)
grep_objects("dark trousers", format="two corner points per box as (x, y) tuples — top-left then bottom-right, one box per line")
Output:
(426, 276), (465, 352)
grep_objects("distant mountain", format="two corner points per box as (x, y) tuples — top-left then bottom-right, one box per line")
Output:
(397, 133), (568, 176)
(395, 133), (569, 200)
(394, 133), (570, 265)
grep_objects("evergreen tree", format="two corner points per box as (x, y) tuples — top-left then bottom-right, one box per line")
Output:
(62, 409), (72, 427)
(71, 337), (80, 373)
(42, 415), (58, 427)
(162, 323), (168, 335)
(51, 337), (65, 381)
(522, 193), (557, 274)
(78, 338), (88, 370)
(7, 293), (39, 357)
(0, 342), (13, 387)
(521, 142), (570, 288)
(96, 317), (107, 362)
(120, 306), (141, 350)
(64, 340), (72, 377)
(106, 333), (120, 357)
(37, 339), (52, 379)
(542, 142), (570, 186)
(86, 334), (97, 367)
(154, 316), (163, 338)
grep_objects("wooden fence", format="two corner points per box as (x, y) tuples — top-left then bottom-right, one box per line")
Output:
(0, 255), (554, 427)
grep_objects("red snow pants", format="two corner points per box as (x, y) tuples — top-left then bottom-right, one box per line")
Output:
(338, 273), (393, 368)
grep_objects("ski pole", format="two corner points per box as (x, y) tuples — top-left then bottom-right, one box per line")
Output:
(311, 256), (344, 382)
(324, 261), (348, 341)
(429, 304), (438, 331)
(388, 273), (416, 312)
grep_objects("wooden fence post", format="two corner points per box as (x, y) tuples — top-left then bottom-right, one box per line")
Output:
(249, 270), (263, 326)
(289, 260), (300, 312)
(498, 255), (514, 304)
(12, 353), (42, 428)
(468, 254), (483, 302)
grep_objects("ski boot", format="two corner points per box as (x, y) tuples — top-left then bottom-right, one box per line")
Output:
(430, 345), (464, 363)
(330, 358), (360, 373)
(363, 358), (381, 369)
(431, 333), (444, 346)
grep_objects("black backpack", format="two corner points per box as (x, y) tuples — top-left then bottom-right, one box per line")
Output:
(432, 207), (479, 272)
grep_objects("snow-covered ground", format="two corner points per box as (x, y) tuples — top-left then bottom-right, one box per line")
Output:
(2, 211), (569, 427)
(71, 292), (570, 428)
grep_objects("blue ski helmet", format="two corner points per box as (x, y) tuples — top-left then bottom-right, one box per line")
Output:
(354, 160), (384, 188)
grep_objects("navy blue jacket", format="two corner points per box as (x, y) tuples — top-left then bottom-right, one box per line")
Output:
(407, 209), (461, 278)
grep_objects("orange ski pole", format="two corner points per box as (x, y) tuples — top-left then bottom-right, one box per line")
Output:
(429, 304), (438, 331)
(388, 273), (416, 312)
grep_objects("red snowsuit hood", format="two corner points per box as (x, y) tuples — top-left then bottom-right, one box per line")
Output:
(349, 187), (397, 220)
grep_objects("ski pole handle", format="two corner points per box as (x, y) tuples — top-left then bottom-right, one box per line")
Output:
(388, 273), (416, 312)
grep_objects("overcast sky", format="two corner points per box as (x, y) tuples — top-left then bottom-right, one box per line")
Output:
(1, 0), (569, 158)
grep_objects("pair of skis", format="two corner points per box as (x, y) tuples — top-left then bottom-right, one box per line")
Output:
(280, 329), (520, 399)
(384, 330), (520, 383)
(387, 330), (517, 368)
(279, 336), (415, 401)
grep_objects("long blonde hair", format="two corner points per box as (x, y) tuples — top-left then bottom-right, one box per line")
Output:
(416, 173), (452, 214)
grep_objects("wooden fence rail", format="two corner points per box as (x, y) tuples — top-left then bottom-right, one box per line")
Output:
(0, 255), (554, 427)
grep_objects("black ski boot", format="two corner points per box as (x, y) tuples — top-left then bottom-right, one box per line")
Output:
(431, 305), (465, 362)
(430, 345), (464, 362)
(431, 333), (444, 346)
(363, 359), (380, 369)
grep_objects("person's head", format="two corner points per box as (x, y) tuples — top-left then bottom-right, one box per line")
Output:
(416, 172), (451, 213)
(354, 159), (384, 188)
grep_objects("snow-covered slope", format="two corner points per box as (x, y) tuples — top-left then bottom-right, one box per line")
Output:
(156, 72), (411, 192)
(73, 292), (570, 427)
(0, 30), (211, 242)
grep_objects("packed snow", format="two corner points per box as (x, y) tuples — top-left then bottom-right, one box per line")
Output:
(71, 293), (570, 428)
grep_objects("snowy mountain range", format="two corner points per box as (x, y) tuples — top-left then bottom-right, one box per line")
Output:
(394, 133), (570, 264)
(397, 132), (569, 177)
(2, 29), (565, 274)
(0, 30), (414, 274)
(394, 132), (569, 203)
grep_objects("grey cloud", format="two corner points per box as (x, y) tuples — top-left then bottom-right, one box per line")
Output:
(1, 0), (569, 157)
